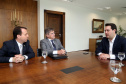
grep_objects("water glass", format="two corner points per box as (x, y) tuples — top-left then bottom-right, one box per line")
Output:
(110, 60), (121, 83)
(41, 51), (48, 64)
(118, 52), (125, 66)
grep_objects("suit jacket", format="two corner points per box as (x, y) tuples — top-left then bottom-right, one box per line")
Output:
(40, 38), (65, 55)
(0, 39), (35, 63)
(95, 35), (126, 60)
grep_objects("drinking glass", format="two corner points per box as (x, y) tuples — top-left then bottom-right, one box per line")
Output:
(41, 51), (48, 64)
(118, 52), (125, 66)
(110, 60), (121, 83)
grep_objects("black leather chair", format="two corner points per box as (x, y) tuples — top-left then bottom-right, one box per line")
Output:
(37, 48), (42, 57)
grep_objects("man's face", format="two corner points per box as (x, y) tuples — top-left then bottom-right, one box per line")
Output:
(46, 31), (55, 40)
(17, 28), (29, 43)
(105, 26), (116, 39)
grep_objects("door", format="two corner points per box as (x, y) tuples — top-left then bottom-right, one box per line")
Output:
(44, 10), (65, 48)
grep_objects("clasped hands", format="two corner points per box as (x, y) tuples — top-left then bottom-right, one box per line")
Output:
(57, 49), (66, 55)
(99, 53), (110, 60)
(12, 54), (25, 63)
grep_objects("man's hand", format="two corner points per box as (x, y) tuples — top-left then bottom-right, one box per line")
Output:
(57, 49), (66, 55)
(12, 54), (25, 63)
(99, 53), (110, 60)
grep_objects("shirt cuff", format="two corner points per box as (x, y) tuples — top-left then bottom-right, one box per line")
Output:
(98, 52), (102, 56)
(23, 55), (28, 60)
(110, 54), (115, 59)
(53, 51), (58, 54)
(9, 57), (13, 62)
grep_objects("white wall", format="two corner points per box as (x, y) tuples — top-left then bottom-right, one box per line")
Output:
(118, 15), (126, 29)
(37, 0), (119, 52)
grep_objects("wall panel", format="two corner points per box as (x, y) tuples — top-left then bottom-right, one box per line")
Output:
(0, 0), (38, 56)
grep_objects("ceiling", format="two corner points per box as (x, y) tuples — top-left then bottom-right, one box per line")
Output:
(50, 0), (126, 15)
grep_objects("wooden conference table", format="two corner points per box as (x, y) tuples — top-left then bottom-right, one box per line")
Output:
(0, 51), (126, 84)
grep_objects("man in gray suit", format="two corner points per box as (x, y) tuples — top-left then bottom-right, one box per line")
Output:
(40, 28), (66, 55)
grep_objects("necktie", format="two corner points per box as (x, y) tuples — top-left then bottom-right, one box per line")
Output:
(19, 44), (23, 55)
(51, 40), (56, 50)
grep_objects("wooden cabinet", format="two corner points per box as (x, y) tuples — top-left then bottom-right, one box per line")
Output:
(89, 38), (102, 52)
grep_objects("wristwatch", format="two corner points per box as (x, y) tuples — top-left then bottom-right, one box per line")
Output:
(23, 55), (27, 60)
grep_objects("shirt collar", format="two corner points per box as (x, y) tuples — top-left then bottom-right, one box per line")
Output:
(48, 39), (51, 41)
(48, 39), (54, 41)
(16, 40), (23, 47)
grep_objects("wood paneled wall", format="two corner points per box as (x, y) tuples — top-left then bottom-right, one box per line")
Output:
(0, 0), (38, 55)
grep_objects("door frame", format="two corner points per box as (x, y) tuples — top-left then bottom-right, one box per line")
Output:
(44, 9), (65, 48)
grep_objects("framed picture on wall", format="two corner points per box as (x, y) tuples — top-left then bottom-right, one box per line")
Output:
(92, 19), (104, 33)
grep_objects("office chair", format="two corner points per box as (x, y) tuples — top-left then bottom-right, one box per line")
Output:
(37, 48), (42, 57)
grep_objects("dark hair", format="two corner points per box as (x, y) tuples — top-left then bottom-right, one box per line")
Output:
(105, 23), (117, 33)
(13, 26), (27, 39)
(45, 28), (54, 35)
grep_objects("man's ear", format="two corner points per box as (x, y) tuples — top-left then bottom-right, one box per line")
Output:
(46, 34), (49, 38)
(17, 35), (21, 39)
(113, 29), (116, 32)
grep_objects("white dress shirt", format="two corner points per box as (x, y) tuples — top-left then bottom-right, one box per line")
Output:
(108, 35), (116, 59)
(98, 35), (116, 59)
(18, 42), (23, 55)
(48, 39), (58, 54)
(9, 41), (28, 62)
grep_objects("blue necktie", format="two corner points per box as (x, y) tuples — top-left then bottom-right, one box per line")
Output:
(51, 40), (56, 50)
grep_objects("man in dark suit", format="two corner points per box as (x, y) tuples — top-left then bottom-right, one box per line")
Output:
(0, 26), (35, 63)
(95, 23), (126, 60)
(40, 28), (66, 55)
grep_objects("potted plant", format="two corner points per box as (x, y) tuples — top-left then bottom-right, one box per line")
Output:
(117, 26), (126, 37)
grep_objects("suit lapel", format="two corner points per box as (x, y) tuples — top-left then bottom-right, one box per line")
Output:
(113, 35), (118, 53)
(46, 39), (53, 49)
(105, 38), (109, 54)
(53, 39), (58, 50)
(22, 43), (26, 55)
(13, 39), (20, 54)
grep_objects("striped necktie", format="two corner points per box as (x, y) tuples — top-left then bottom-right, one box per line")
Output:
(51, 40), (56, 50)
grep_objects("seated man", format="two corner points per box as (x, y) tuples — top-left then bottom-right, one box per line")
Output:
(0, 26), (35, 63)
(40, 28), (66, 55)
(95, 23), (126, 60)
